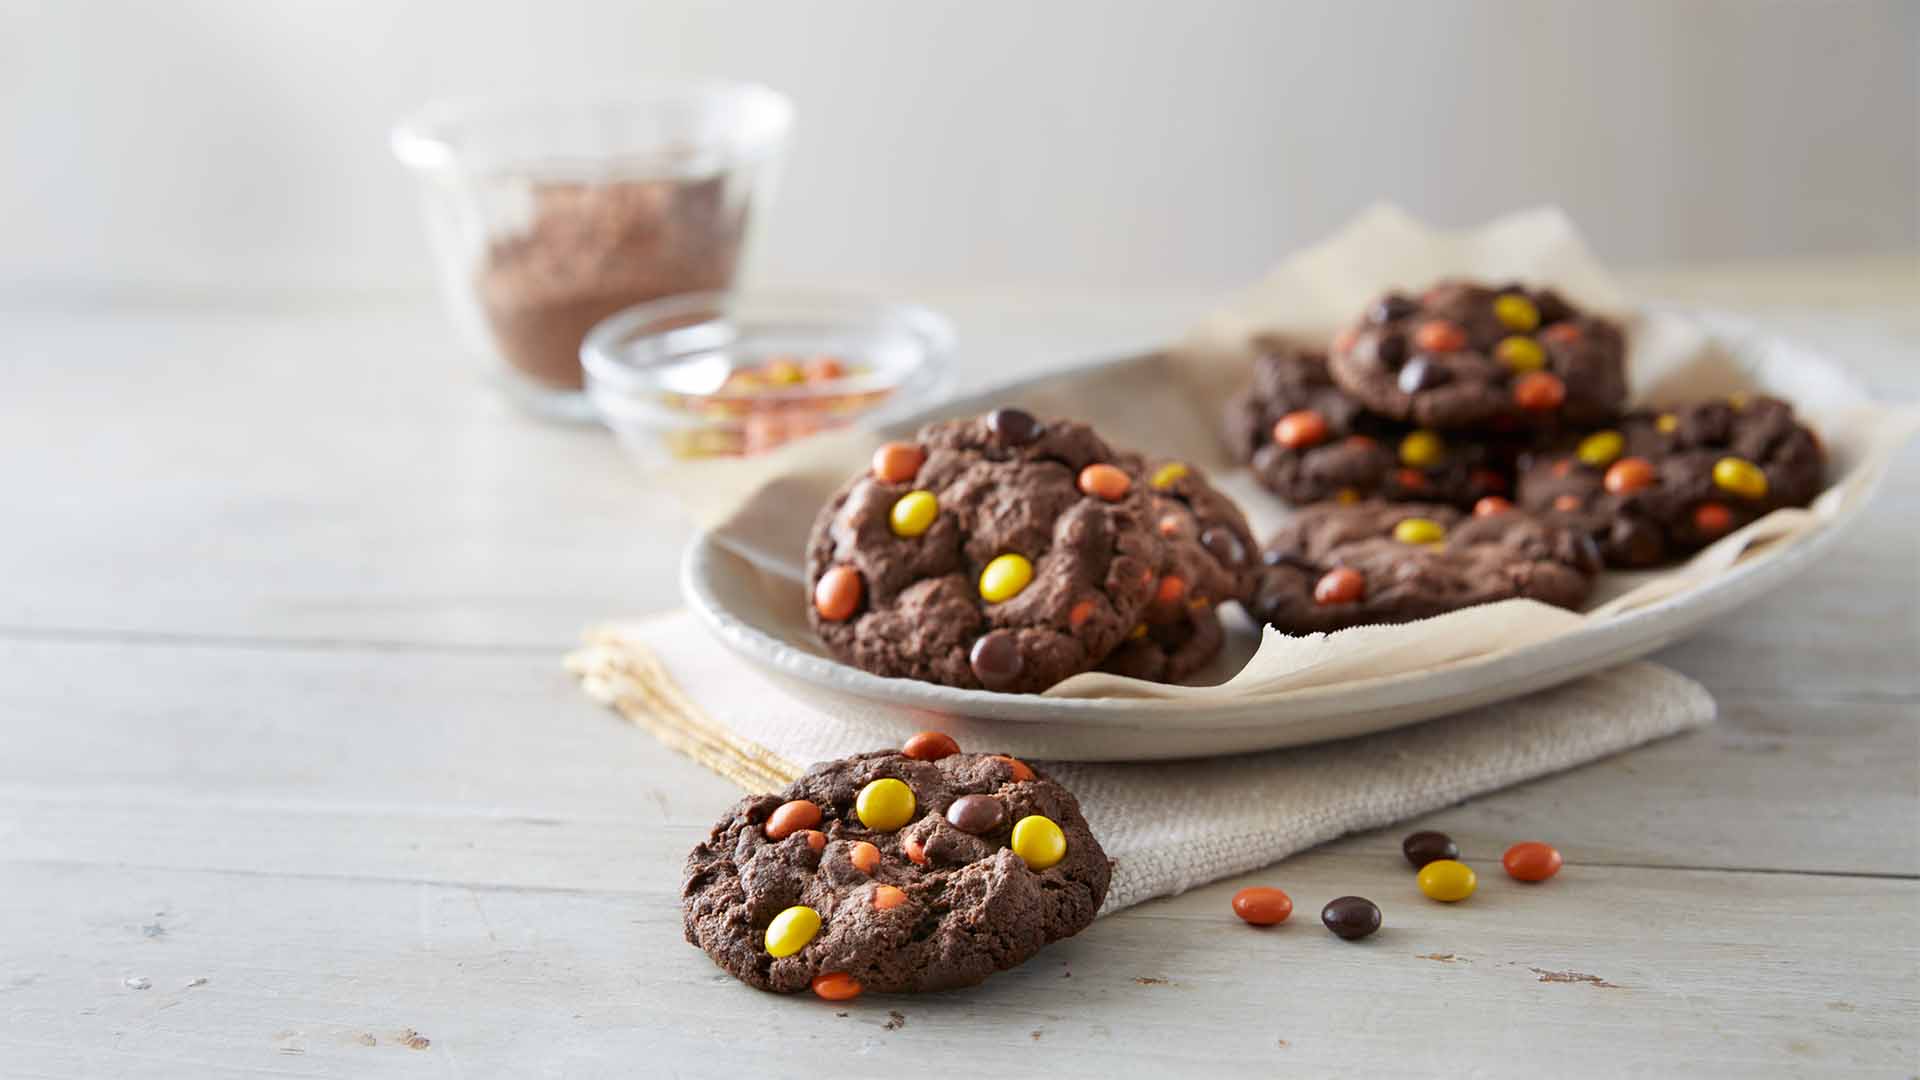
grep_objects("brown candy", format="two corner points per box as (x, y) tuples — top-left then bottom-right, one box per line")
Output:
(987, 407), (1041, 445)
(1401, 830), (1459, 868)
(968, 630), (1025, 690)
(1321, 896), (1382, 940)
(945, 794), (1007, 835)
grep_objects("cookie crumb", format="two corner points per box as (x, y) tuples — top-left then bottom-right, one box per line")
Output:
(399, 1029), (432, 1050)
(123, 976), (151, 990)
(834, 1012), (848, 1019)
(883, 1011), (906, 1031)
(1133, 976), (1168, 986)
(183, 976), (208, 988)
(1276, 1038), (1291, 1049)
(1416, 952), (1464, 963)
(357, 1034), (377, 1047)
(1030, 1029), (1043, 1040)
(1529, 968), (1622, 989)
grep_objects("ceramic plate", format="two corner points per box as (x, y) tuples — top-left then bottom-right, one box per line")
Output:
(681, 310), (1891, 760)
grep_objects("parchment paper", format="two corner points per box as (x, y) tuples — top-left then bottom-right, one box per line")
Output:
(657, 206), (1919, 702)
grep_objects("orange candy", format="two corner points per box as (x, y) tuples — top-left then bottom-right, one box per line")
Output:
(871, 442), (926, 485)
(1396, 468), (1428, 491)
(1542, 322), (1582, 343)
(902, 837), (928, 866)
(1346, 434), (1378, 450)
(1274, 410), (1330, 450)
(1414, 320), (1467, 353)
(1155, 576), (1187, 606)
(811, 972), (863, 1001)
(800, 830), (827, 853)
(1068, 598), (1096, 629)
(813, 567), (863, 621)
(1474, 496), (1514, 517)
(1314, 568), (1365, 605)
(1514, 372), (1567, 412)
(1553, 494), (1583, 512)
(872, 885), (908, 911)
(1231, 886), (1293, 926)
(1333, 327), (1359, 354)
(1077, 463), (1132, 501)
(803, 356), (847, 382)
(1604, 457), (1655, 495)
(1551, 459), (1574, 478)
(1503, 841), (1564, 882)
(1694, 502), (1734, 535)
(848, 841), (881, 874)
(994, 755), (1036, 782)
(902, 731), (960, 761)
(765, 800), (822, 841)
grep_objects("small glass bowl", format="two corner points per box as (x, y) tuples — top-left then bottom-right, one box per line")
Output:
(583, 291), (955, 461)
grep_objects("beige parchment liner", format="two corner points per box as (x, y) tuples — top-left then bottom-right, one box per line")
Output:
(652, 206), (1918, 704)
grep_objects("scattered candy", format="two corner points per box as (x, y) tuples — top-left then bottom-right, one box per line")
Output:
(1231, 886), (1293, 926)
(901, 731), (959, 762)
(855, 778), (916, 831)
(1417, 859), (1478, 902)
(811, 972), (862, 1001)
(1321, 896), (1382, 940)
(1493, 294), (1540, 332)
(994, 756), (1037, 782)
(1542, 322), (1582, 343)
(872, 884), (908, 910)
(1553, 493), (1583, 512)
(889, 490), (939, 537)
(1315, 567), (1365, 605)
(765, 800), (822, 841)
(1011, 814), (1067, 870)
(1728, 392), (1750, 411)
(765, 905), (821, 957)
(1503, 841), (1564, 882)
(871, 442), (925, 484)
(1399, 430), (1445, 469)
(1393, 517), (1447, 546)
(1127, 622), (1149, 640)
(1158, 514), (1193, 540)
(1693, 502), (1734, 535)
(969, 630), (1025, 689)
(1068, 598), (1096, 629)
(1151, 462), (1191, 490)
(1654, 413), (1679, 434)
(800, 829), (827, 853)
(814, 567), (863, 621)
(1155, 575), (1187, 606)
(979, 554), (1034, 603)
(1513, 372), (1567, 412)
(988, 408), (1041, 445)
(1712, 456), (1768, 499)
(902, 837), (928, 866)
(1398, 356), (1450, 393)
(1401, 830), (1459, 868)
(1078, 463), (1132, 501)
(1576, 430), (1625, 467)
(764, 358), (805, 385)
(1473, 496), (1514, 517)
(946, 794), (1007, 835)
(1604, 457), (1655, 495)
(1414, 320), (1467, 353)
(1495, 336), (1545, 373)
(1274, 410), (1329, 449)
(1395, 468), (1428, 491)
(848, 841), (881, 875)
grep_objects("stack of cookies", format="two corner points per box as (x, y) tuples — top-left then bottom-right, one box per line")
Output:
(805, 279), (1827, 693)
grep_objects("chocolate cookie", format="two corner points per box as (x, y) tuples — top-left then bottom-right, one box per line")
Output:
(682, 739), (1110, 995)
(1248, 500), (1597, 634)
(1222, 342), (1516, 507)
(806, 409), (1165, 693)
(1087, 454), (1257, 683)
(1327, 280), (1628, 430)
(1516, 394), (1826, 567)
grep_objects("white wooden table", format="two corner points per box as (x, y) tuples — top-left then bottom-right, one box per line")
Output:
(4, 260), (1917, 1077)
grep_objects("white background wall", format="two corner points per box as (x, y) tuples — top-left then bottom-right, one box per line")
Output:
(3, 0), (1914, 297)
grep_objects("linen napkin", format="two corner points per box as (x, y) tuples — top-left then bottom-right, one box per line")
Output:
(568, 613), (1715, 914)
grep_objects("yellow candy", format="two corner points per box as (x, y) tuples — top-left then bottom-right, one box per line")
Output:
(1728, 392), (1750, 411)
(765, 904), (821, 957)
(1713, 456), (1768, 499)
(1655, 413), (1679, 434)
(979, 554), (1034, 603)
(1417, 859), (1477, 902)
(1393, 517), (1447, 545)
(1011, 814), (1066, 870)
(855, 778), (916, 831)
(889, 490), (938, 537)
(1493, 294), (1540, 332)
(764, 359), (805, 386)
(1494, 336), (1545, 373)
(1399, 430), (1445, 468)
(1128, 623), (1148, 640)
(1576, 430), (1625, 467)
(1150, 462), (1190, 490)
(1335, 488), (1362, 505)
